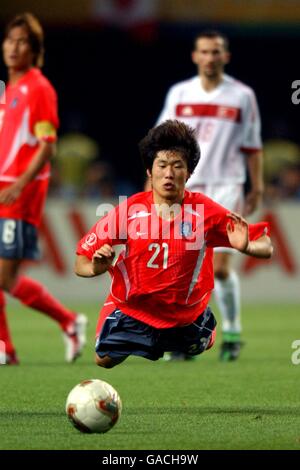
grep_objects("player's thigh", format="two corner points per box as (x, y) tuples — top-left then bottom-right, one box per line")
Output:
(0, 258), (22, 290)
(95, 303), (129, 368)
(209, 183), (244, 261)
(204, 184), (244, 213)
(160, 307), (217, 356)
(213, 251), (233, 279)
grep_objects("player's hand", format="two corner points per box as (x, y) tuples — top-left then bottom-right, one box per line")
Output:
(226, 212), (249, 253)
(0, 182), (23, 205)
(92, 244), (115, 275)
(244, 190), (263, 216)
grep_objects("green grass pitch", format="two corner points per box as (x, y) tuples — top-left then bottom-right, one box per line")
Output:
(0, 302), (300, 450)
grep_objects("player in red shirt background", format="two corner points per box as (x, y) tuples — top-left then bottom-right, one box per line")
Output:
(0, 13), (87, 365)
(75, 120), (272, 369)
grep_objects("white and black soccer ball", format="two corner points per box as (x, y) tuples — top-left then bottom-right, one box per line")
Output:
(66, 379), (122, 433)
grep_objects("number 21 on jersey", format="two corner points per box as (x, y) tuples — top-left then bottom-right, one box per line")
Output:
(147, 243), (169, 269)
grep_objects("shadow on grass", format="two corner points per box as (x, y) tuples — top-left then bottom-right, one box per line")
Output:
(0, 411), (62, 418)
(126, 406), (300, 417)
(1, 406), (299, 419)
(0, 361), (95, 367)
(3, 358), (158, 367)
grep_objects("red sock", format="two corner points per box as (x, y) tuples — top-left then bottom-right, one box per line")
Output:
(10, 276), (76, 331)
(0, 290), (15, 355)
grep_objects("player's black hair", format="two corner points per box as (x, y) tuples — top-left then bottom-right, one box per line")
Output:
(139, 120), (200, 175)
(4, 12), (44, 67)
(193, 29), (229, 51)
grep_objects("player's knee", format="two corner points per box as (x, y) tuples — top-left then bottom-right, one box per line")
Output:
(95, 353), (117, 369)
(214, 267), (230, 280)
(0, 275), (14, 292)
(213, 252), (231, 280)
(0, 276), (5, 290)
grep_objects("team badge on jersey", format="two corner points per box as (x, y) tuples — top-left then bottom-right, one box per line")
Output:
(180, 221), (192, 238)
(9, 98), (19, 108)
(82, 233), (97, 250)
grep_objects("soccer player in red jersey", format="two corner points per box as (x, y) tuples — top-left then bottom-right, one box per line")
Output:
(0, 13), (87, 365)
(75, 120), (272, 369)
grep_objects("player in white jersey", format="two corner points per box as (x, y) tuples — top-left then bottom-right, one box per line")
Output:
(156, 30), (264, 361)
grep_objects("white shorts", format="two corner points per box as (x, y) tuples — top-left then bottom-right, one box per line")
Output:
(190, 183), (244, 253)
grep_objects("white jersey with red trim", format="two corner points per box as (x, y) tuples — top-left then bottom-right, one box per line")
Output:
(157, 74), (262, 186)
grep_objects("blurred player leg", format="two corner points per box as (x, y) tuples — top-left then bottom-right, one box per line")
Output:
(214, 252), (242, 361)
(0, 289), (19, 365)
(10, 275), (88, 362)
(0, 253), (87, 362)
(10, 275), (76, 328)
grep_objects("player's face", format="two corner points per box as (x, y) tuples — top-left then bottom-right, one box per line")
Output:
(2, 26), (34, 71)
(147, 150), (189, 205)
(192, 37), (230, 79)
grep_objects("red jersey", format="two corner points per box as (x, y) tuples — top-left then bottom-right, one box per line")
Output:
(77, 191), (269, 328)
(0, 68), (59, 226)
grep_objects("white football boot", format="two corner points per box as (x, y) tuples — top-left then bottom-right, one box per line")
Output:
(63, 313), (88, 362)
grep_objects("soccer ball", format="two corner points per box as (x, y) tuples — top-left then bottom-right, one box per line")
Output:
(66, 379), (122, 433)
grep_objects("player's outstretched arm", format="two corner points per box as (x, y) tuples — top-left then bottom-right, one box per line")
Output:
(75, 244), (115, 277)
(226, 213), (273, 259)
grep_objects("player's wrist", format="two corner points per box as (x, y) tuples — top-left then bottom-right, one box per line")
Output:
(242, 240), (255, 256)
(15, 177), (27, 191)
(92, 260), (109, 276)
(251, 186), (264, 195)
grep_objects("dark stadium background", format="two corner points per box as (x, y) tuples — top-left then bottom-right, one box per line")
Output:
(0, 21), (299, 189)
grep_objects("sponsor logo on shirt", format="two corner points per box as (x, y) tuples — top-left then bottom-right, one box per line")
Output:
(20, 85), (28, 95)
(128, 211), (151, 220)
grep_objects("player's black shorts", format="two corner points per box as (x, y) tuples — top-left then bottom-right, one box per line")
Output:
(0, 218), (40, 260)
(95, 306), (217, 361)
